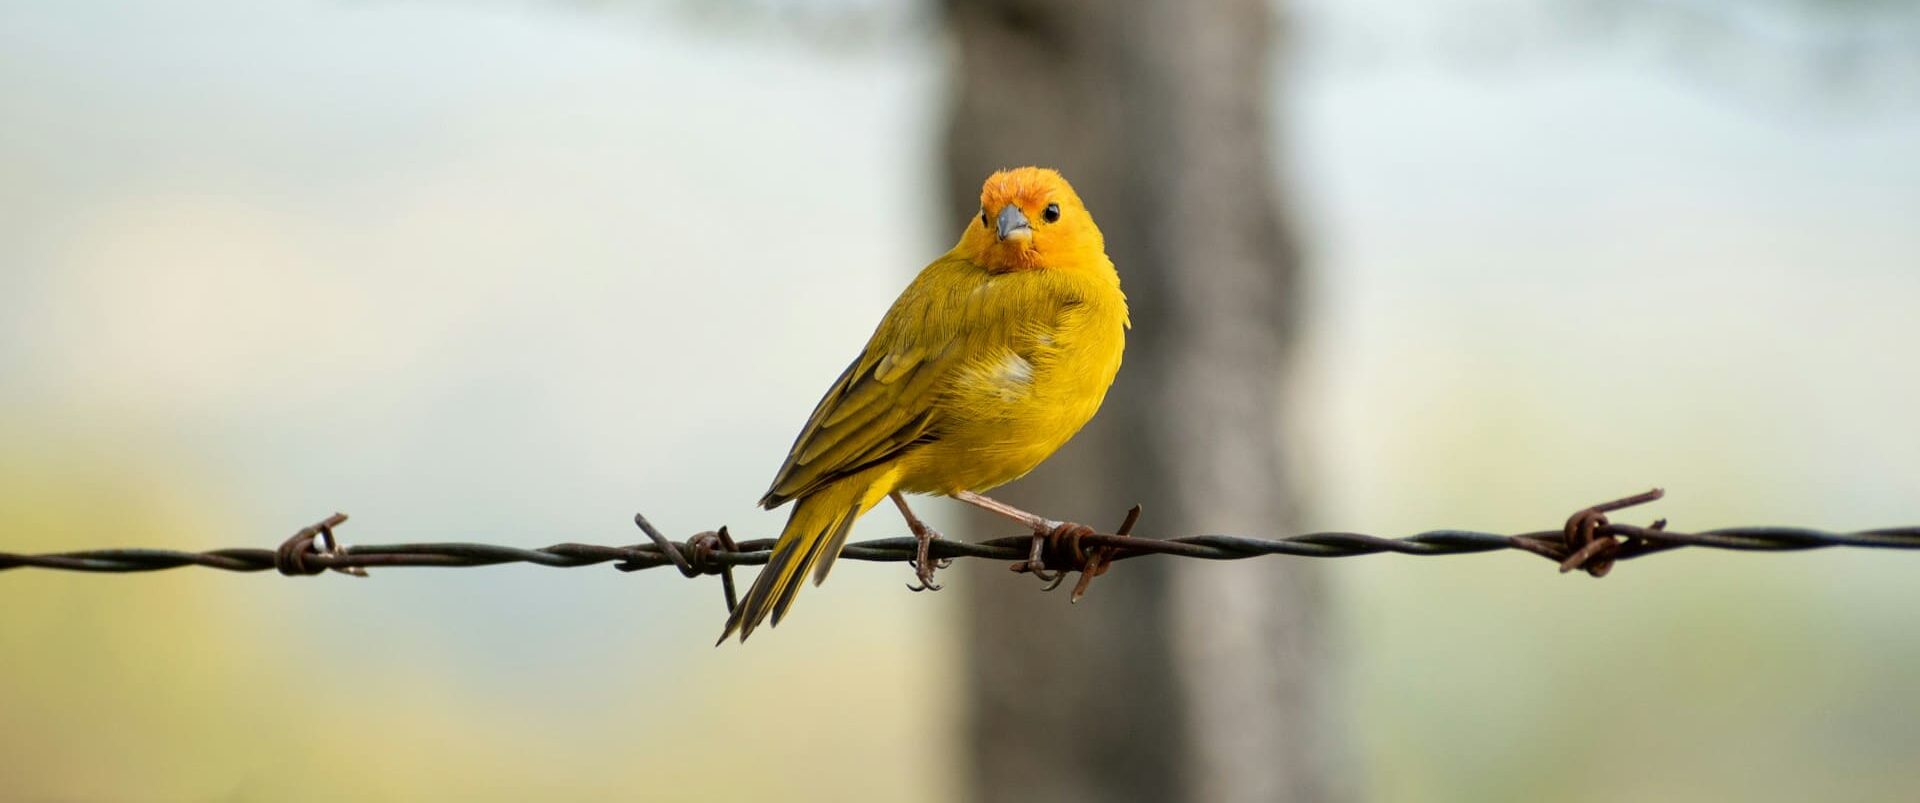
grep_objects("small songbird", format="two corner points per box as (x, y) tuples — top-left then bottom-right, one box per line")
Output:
(721, 167), (1129, 642)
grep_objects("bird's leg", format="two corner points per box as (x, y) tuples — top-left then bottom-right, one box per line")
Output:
(890, 492), (951, 592)
(952, 490), (1058, 532)
(952, 490), (1094, 584)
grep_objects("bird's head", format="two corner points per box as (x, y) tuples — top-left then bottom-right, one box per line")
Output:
(961, 167), (1106, 273)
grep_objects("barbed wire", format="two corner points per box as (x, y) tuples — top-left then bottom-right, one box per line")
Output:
(3, 490), (1916, 612)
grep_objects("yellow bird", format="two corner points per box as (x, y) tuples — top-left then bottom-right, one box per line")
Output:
(721, 167), (1129, 642)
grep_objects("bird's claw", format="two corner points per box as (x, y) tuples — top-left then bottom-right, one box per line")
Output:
(906, 523), (948, 592)
(1009, 505), (1142, 602)
(1013, 521), (1095, 583)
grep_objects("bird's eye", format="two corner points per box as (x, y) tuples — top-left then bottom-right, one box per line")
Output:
(980, 210), (990, 228)
(1043, 203), (1061, 223)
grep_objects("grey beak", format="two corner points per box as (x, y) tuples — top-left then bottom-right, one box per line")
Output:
(995, 204), (1031, 241)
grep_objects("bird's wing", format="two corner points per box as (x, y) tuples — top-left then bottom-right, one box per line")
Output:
(758, 268), (971, 508)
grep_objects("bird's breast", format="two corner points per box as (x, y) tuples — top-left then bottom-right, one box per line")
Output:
(899, 273), (1126, 495)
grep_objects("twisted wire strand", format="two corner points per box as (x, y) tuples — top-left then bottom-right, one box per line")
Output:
(3, 491), (1915, 597)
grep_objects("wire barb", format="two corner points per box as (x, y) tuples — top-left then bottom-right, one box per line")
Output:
(275, 513), (364, 578)
(1559, 488), (1665, 577)
(1010, 504), (1143, 602)
(4, 491), (1918, 595)
(625, 513), (739, 614)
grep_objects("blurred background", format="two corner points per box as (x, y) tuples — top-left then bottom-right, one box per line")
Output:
(3, 0), (1918, 800)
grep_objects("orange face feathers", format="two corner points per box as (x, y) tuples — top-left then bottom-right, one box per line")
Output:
(960, 167), (1107, 274)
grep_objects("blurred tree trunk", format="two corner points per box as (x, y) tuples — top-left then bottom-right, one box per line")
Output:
(943, 1), (1343, 802)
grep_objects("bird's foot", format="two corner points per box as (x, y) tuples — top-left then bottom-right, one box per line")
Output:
(905, 521), (953, 593)
(1010, 506), (1142, 602)
(1012, 520), (1095, 590)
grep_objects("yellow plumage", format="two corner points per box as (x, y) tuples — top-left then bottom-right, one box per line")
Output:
(722, 167), (1128, 642)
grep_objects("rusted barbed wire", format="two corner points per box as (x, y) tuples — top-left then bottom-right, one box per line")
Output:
(3, 490), (1917, 613)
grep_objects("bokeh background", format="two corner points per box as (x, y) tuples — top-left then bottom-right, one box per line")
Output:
(3, 1), (1918, 801)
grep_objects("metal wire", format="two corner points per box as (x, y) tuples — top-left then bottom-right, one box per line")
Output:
(2, 490), (1915, 610)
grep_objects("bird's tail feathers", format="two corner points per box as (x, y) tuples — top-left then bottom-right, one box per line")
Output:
(719, 471), (890, 644)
